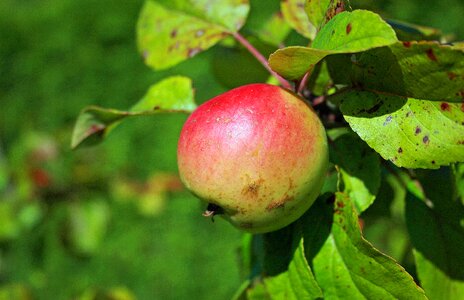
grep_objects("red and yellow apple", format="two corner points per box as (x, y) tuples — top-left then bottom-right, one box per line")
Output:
(177, 83), (328, 233)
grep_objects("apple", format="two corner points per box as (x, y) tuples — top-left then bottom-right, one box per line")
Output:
(177, 83), (328, 233)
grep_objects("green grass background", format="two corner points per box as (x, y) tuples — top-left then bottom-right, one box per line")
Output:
(0, 0), (462, 299)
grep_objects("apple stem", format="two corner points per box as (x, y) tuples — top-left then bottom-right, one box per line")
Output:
(203, 203), (224, 222)
(232, 32), (292, 90)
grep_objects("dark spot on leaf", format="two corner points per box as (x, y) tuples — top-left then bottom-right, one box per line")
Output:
(143, 50), (150, 60)
(383, 115), (392, 126)
(440, 102), (450, 111)
(423, 135), (430, 144)
(336, 201), (345, 209)
(170, 29), (177, 38)
(457, 140), (464, 145)
(168, 41), (181, 52)
(187, 47), (202, 58)
(402, 41), (411, 48)
(415, 126), (422, 135)
(398, 147), (403, 154)
(153, 105), (161, 110)
(346, 23), (352, 34)
(362, 100), (384, 114)
(88, 124), (105, 136)
(406, 111), (413, 117)
(461, 103), (464, 112)
(431, 160), (436, 164)
(426, 48), (437, 61)
(448, 72), (457, 80)
(331, 30), (335, 35)
(195, 30), (205, 37)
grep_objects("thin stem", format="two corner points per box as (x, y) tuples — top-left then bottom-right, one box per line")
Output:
(297, 71), (311, 95)
(232, 32), (292, 90)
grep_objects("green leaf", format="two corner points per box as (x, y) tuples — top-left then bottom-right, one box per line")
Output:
(312, 10), (396, 51)
(269, 46), (330, 81)
(71, 76), (196, 149)
(330, 132), (381, 213)
(66, 200), (110, 256)
(386, 19), (442, 41)
(246, 282), (270, 300)
(327, 41), (464, 102)
(287, 239), (324, 299)
(304, 0), (353, 33)
(304, 0), (331, 29)
(339, 91), (464, 169)
(269, 10), (397, 80)
(302, 193), (427, 299)
(231, 280), (251, 300)
(137, 0), (249, 70)
(247, 225), (323, 300)
(405, 169), (464, 299)
(281, 0), (317, 40)
(307, 61), (332, 96)
(251, 11), (292, 47)
(453, 163), (464, 205)
(263, 239), (323, 300)
(130, 76), (197, 112)
(451, 42), (464, 51)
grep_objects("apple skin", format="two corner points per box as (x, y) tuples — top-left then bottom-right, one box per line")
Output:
(177, 83), (328, 233)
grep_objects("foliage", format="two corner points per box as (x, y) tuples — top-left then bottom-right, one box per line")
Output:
(1, 0), (464, 299)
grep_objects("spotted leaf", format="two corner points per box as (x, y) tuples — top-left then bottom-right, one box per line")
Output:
(137, 0), (249, 70)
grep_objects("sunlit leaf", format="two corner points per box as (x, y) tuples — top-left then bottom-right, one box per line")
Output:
(301, 193), (427, 299)
(304, 0), (331, 29)
(71, 76), (196, 149)
(281, 0), (317, 40)
(312, 10), (395, 51)
(263, 239), (323, 299)
(406, 169), (464, 299)
(269, 10), (397, 80)
(137, 0), (249, 70)
(245, 225), (322, 299)
(340, 91), (464, 169)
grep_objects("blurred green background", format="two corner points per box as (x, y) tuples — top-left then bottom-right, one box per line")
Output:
(0, 0), (463, 299)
